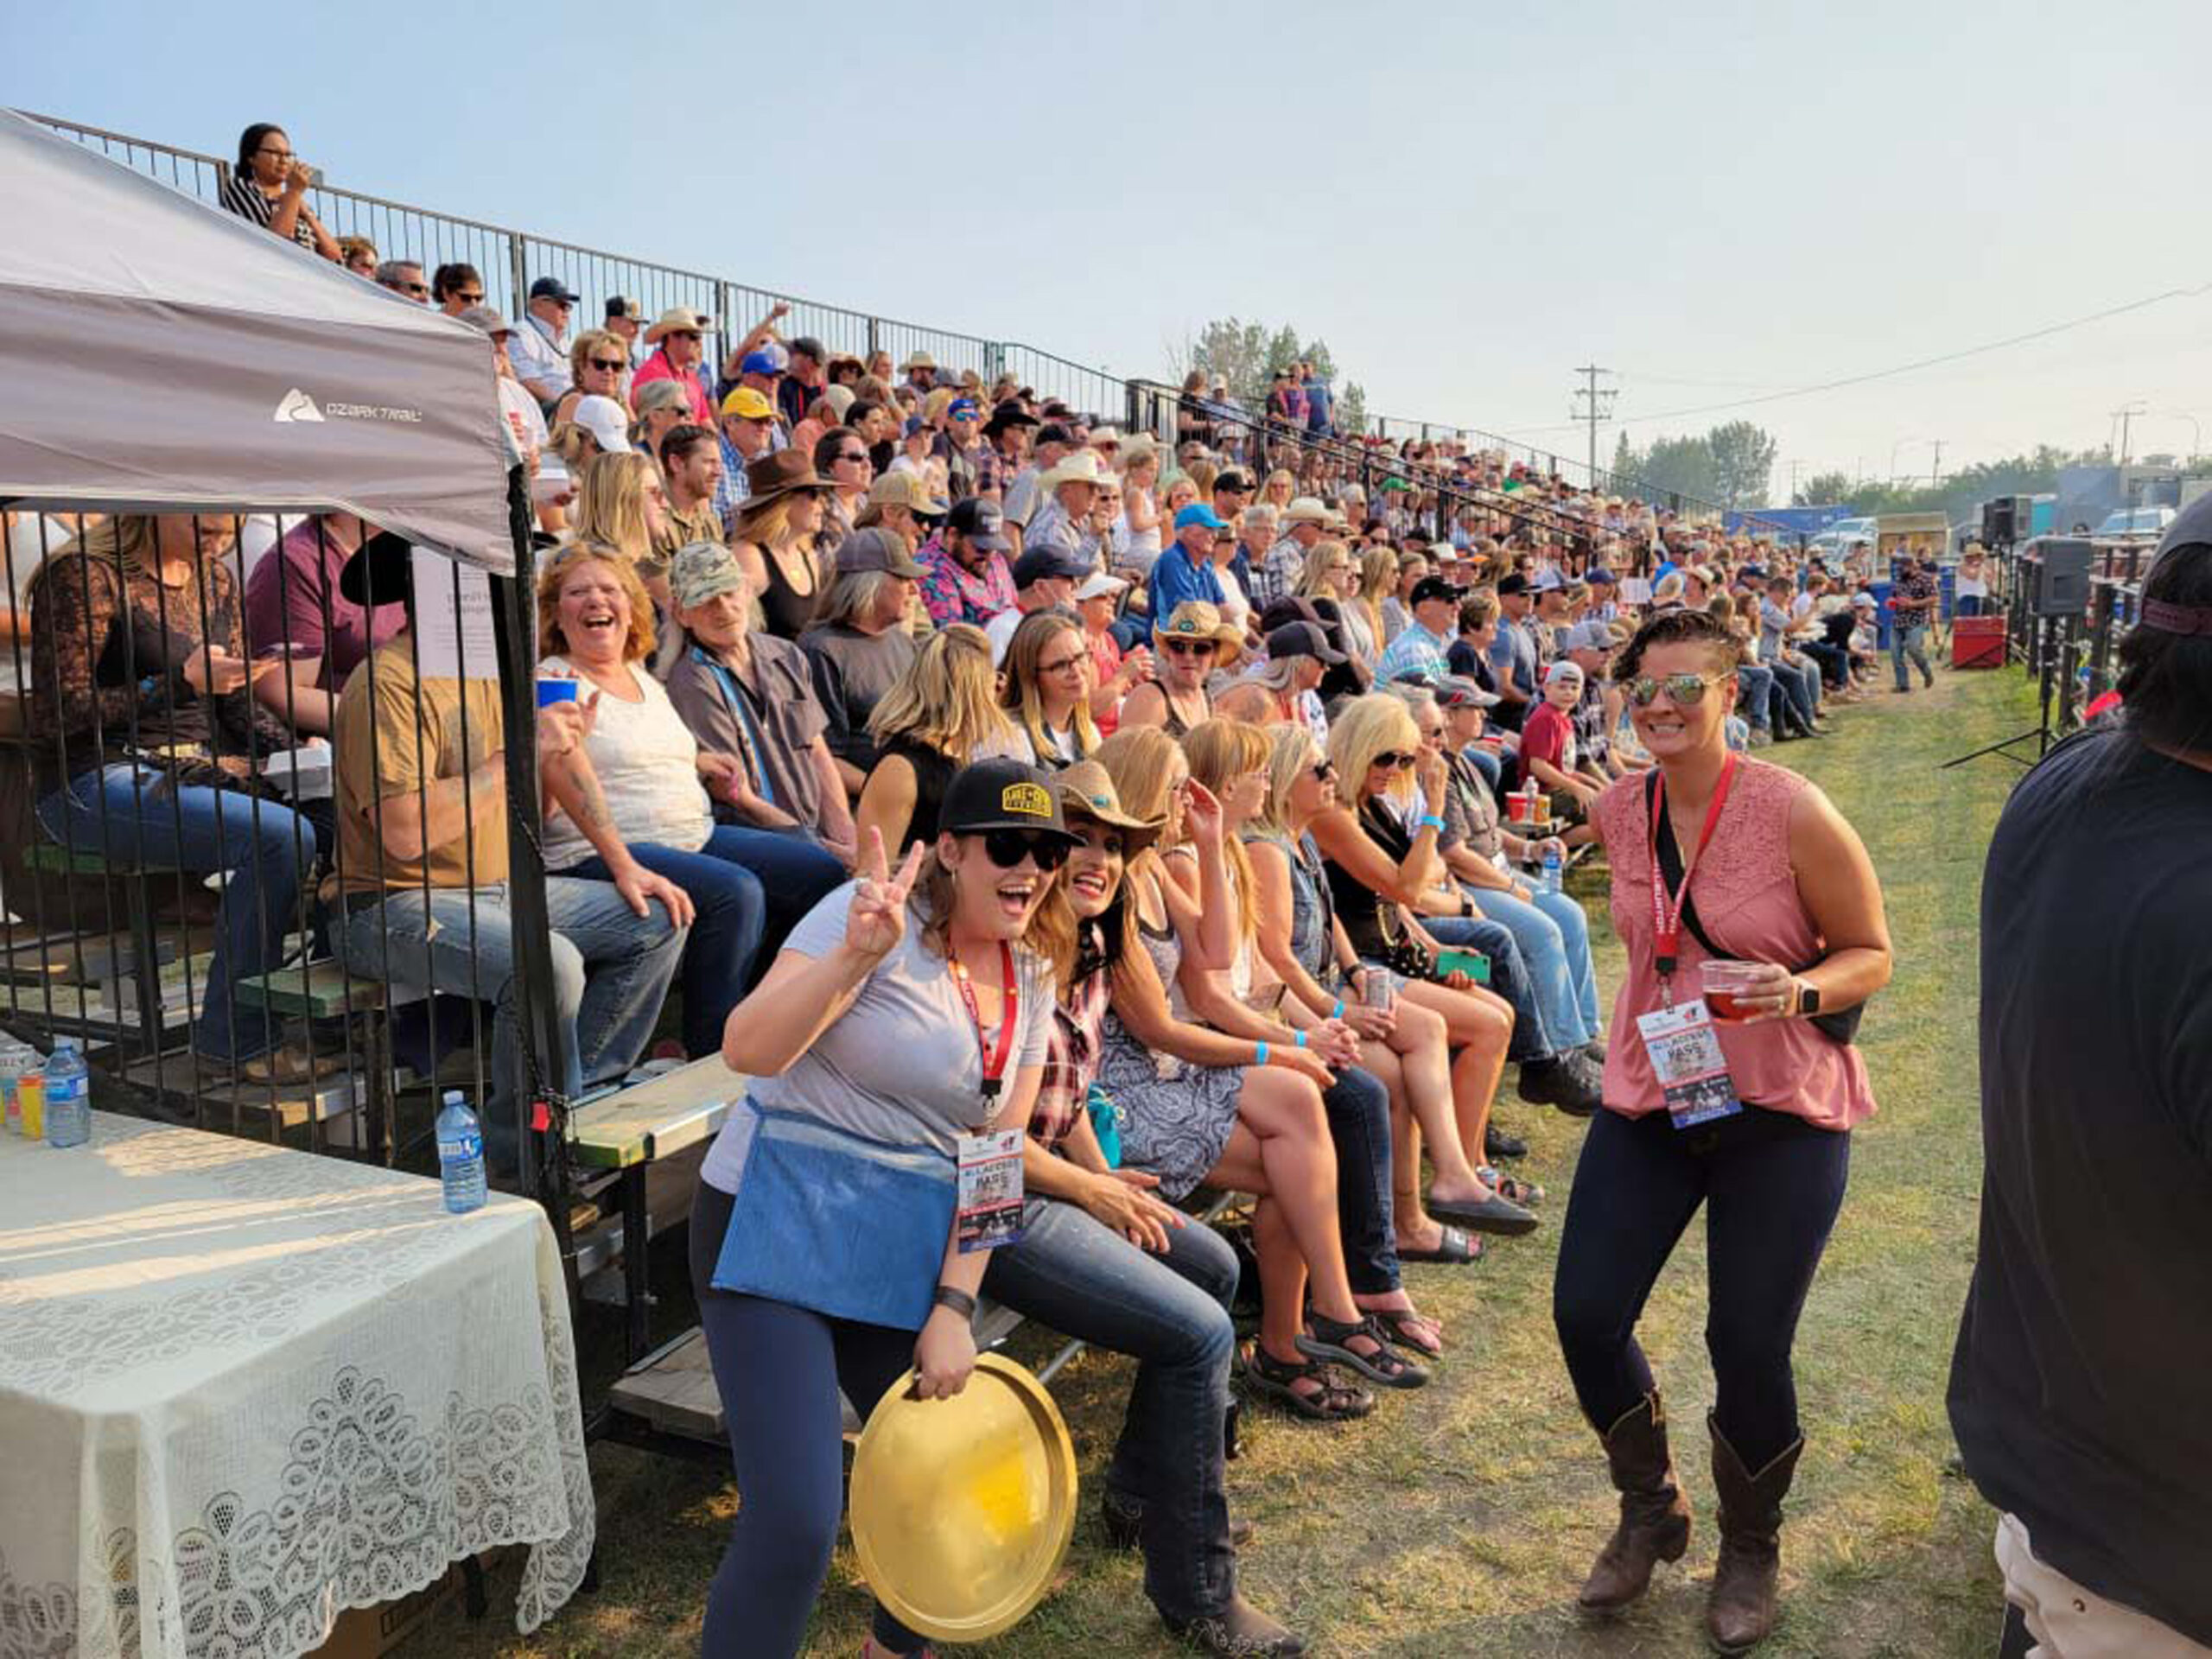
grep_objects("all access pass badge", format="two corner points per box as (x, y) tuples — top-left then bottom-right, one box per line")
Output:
(1636, 999), (1744, 1130)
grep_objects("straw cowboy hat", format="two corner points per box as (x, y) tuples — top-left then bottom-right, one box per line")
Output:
(1153, 599), (1243, 649)
(1038, 450), (1110, 491)
(899, 350), (938, 373)
(1053, 760), (1165, 854)
(644, 306), (715, 343)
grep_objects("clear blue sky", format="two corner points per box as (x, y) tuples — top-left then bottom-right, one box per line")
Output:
(11, 1), (2212, 496)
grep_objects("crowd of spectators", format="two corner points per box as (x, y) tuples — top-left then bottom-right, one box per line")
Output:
(0, 118), (1998, 1659)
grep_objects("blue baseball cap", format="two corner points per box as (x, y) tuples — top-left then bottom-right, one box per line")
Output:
(739, 350), (781, 377)
(1586, 568), (1618, 586)
(1174, 504), (1230, 532)
(948, 397), (981, 419)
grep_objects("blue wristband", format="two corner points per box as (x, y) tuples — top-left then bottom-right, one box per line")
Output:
(1254, 1040), (1269, 1066)
(1418, 814), (1445, 832)
(1293, 1029), (1306, 1048)
(1332, 998), (1346, 1020)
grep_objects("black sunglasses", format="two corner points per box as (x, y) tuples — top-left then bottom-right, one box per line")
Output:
(588, 358), (625, 372)
(1162, 638), (1213, 658)
(982, 830), (1069, 871)
(1310, 759), (1336, 782)
(1371, 750), (1416, 771)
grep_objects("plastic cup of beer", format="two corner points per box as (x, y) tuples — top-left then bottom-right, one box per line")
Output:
(1698, 959), (1765, 1022)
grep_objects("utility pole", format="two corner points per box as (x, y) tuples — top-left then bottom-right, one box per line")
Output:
(1787, 459), (1808, 503)
(1929, 440), (1942, 491)
(2111, 402), (2146, 467)
(1572, 364), (1618, 484)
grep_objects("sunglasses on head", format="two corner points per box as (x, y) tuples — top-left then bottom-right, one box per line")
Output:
(1372, 750), (1416, 771)
(981, 829), (1069, 871)
(1625, 672), (1722, 708)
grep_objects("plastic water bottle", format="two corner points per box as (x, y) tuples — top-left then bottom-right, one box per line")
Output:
(1541, 843), (1564, 896)
(44, 1039), (90, 1149)
(435, 1090), (486, 1214)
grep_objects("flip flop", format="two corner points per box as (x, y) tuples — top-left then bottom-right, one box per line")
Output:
(1396, 1225), (1483, 1265)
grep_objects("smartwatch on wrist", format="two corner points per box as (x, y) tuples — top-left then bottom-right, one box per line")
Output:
(931, 1285), (977, 1319)
(1795, 980), (1821, 1017)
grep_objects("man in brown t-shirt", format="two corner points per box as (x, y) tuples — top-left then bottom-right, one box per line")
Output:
(328, 544), (688, 1166)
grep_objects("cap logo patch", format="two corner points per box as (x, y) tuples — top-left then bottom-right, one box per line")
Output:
(1001, 782), (1052, 818)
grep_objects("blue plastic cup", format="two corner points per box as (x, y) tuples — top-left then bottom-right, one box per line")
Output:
(536, 677), (579, 708)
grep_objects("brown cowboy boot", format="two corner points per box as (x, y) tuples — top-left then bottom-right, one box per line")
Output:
(1707, 1414), (1805, 1653)
(1578, 1389), (1694, 1611)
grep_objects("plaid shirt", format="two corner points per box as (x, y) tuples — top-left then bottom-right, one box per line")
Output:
(1248, 537), (1306, 611)
(1032, 958), (1110, 1153)
(1893, 568), (1940, 625)
(916, 533), (1016, 629)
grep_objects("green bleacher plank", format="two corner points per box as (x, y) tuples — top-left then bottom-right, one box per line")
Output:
(234, 962), (386, 1018)
(568, 1058), (742, 1170)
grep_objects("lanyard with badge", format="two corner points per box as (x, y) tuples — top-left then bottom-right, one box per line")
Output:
(1635, 753), (1745, 1130)
(950, 942), (1027, 1251)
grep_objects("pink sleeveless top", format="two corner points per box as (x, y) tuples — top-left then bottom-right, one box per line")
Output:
(1593, 758), (1875, 1130)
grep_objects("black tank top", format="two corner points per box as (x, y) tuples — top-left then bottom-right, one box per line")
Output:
(1322, 798), (1409, 963)
(753, 540), (820, 640)
(878, 734), (957, 855)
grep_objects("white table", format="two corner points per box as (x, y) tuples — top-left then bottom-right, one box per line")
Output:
(0, 1114), (594, 1659)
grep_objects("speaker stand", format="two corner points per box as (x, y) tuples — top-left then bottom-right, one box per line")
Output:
(1941, 610), (2077, 772)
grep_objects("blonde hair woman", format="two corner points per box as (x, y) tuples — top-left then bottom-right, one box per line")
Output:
(998, 609), (1097, 770)
(571, 449), (671, 602)
(552, 328), (630, 428)
(1308, 695), (1531, 1235)
(1091, 726), (1427, 1416)
(1354, 543), (1398, 655)
(855, 623), (1015, 855)
(1117, 441), (1163, 575)
(1262, 468), (1296, 511)
(1248, 721), (1510, 1273)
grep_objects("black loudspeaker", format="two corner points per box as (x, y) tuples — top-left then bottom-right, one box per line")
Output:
(1984, 497), (2016, 544)
(2031, 537), (2092, 616)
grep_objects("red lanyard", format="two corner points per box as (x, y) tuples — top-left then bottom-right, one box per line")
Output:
(1648, 753), (1739, 982)
(950, 942), (1020, 1107)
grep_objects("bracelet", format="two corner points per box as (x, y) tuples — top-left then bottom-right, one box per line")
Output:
(1293, 1029), (1306, 1048)
(1332, 998), (1345, 1020)
(931, 1285), (978, 1319)
(1254, 1040), (1269, 1066)
(1417, 813), (1445, 832)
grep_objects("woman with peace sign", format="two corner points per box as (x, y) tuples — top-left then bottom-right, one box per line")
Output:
(690, 758), (1077, 1659)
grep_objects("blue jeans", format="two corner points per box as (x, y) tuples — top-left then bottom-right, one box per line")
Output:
(1552, 1107), (1850, 1470)
(1419, 912), (1559, 1064)
(1735, 664), (1777, 732)
(564, 836), (768, 1060)
(984, 1196), (1242, 1624)
(336, 877), (686, 1166)
(1776, 654), (1822, 720)
(690, 1179), (927, 1657)
(1955, 594), (1986, 619)
(37, 764), (323, 1063)
(1800, 639), (1849, 690)
(1322, 1065), (1400, 1295)
(697, 823), (848, 960)
(1470, 884), (1601, 1051)
(1893, 622), (1933, 689)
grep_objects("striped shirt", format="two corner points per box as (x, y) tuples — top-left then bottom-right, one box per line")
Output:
(219, 175), (315, 250)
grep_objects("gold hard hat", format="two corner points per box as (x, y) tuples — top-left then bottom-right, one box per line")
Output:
(849, 1354), (1077, 1643)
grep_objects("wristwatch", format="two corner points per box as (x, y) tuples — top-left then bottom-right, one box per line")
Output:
(931, 1285), (978, 1319)
(1795, 980), (1821, 1017)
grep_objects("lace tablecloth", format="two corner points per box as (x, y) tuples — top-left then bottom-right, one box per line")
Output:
(0, 1114), (594, 1659)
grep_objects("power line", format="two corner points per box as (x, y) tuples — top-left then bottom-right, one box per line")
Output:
(1492, 279), (2212, 436)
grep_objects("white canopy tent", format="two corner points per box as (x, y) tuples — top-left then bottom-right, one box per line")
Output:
(0, 110), (515, 572)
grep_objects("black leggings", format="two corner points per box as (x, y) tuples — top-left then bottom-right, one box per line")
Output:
(1551, 1106), (1849, 1468)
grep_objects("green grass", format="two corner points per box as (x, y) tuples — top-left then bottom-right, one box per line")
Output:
(416, 668), (2038, 1659)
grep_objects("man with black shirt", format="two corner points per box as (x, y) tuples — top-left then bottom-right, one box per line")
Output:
(1949, 512), (2212, 1658)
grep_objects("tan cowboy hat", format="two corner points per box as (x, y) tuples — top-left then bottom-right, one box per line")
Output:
(1282, 497), (1331, 526)
(899, 350), (938, 373)
(1153, 599), (1241, 648)
(1054, 760), (1165, 853)
(644, 306), (715, 343)
(1038, 450), (1109, 491)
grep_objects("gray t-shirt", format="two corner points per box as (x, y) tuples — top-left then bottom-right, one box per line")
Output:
(701, 880), (1054, 1190)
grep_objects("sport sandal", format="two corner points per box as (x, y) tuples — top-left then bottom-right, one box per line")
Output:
(1241, 1344), (1374, 1422)
(1298, 1313), (1429, 1389)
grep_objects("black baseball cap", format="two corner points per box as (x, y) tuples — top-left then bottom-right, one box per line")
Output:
(1266, 620), (1346, 666)
(946, 498), (1011, 552)
(1034, 422), (1077, 448)
(1215, 469), (1254, 493)
(788, 335), (826, 362)
(938, 758), (1083, 842)
(527, 276), (580, 304)
(1409, 575), (1459, 607)
(1011, 545), (1090, 588)
(1495, 572), (1531, 597)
